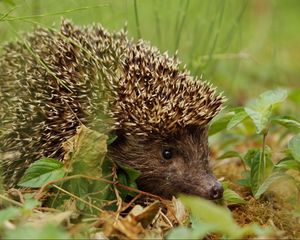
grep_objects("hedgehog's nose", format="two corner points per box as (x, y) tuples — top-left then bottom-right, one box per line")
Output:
(209, 181), (223, 199)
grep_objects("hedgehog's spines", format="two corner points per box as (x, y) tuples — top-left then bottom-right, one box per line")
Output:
(0, 20), (224, 186)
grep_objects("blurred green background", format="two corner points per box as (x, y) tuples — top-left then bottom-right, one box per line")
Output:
(0, 0), (299, 106)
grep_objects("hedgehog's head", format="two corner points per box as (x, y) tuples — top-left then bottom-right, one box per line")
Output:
(110, 125), (223, 200)
(108, 42), (225, 200)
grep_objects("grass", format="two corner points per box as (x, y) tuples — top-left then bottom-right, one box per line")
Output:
(0, 0), (299, 107)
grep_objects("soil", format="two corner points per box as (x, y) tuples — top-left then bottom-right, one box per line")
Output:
(214, 158), (300, 239)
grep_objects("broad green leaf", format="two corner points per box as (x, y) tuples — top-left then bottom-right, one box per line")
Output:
(116, 162), (140, 198)
(60, 126), (112, 212)
(179, 195), (272, 238)
(167, 221), (215, 240)
(243, 149), (259, 167)
(63, 125), (108, 177)
(288, 133), (300, 162)
(5, 224), (70, 239)
(167, 227), (197, 239)
(272, 116), (300, 132)
(217, 150), (241, 160)
(223, 188), (246, 205)
(259, 89), (288, 106)
(249, 148), (273, 197)
(275, 158), (300, 171)
(250, 152), (265, 196)
(88, 158), (113, 200)
(179, 195), (240, 237)
(18, 158), (65, 188)
(243, 148), (273, 197)
(167, 226), (214, 239)
(67, 178), (89, 210)
(244, 106), (272, 134)
(254, 172), (290, 198)
(116, 171), (137, 198)
(208, 112), (234, 136)
(117, 171), (128, 187)
(0, 207), (20, 225)
(227, 110), (248, 130)
(236, 171), (251, 187)
(116, 161), (141, 185)
(22, 198), (40, 211)
(245, 89), (288, 134)
(236, 178), (251, 187)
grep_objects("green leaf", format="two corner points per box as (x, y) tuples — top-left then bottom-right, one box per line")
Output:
(275, 158), (300, 171)
(167, 227), (196, 239)
(244, 106), (272, 134)
(179, 195), (240, 238)
(236, 171), (251, 187)
(167, 220), (215, 240)
(167, 226), (211, 240)
(288, 133), (300, 162)
(116, 161), (141, 185)
(67, 178), (89, 210)
(243, 149), (259, 167)
(272, 116), (300, 132)
(22, 197), (40, 211)
(116, 162), (141, 198)
(57, 126), (112, 212)
(179, 195), (272, 238)
(5, 224), (70, 239)
(217, 150), (241, 160)
(227, 110), (248, 130)
(236, 178), (251, 187)
(209, 112), (234, 136)
(18, 158), (65, 188)
(63, 125), (108, 177)
(0, 207), (20, 225)
(250, 151), (268, 196)
(251, 149), (273, 197)
(245, 89), (288, 134)
(254, 172), (290, 198)
(223, 188), (246, 205)
(259, 89), (288, 106)
(244, 148), (273, 197)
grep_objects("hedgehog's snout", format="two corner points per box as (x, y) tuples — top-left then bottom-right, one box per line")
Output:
(209, 181), (223, 199)
(187, 175), (224, 200)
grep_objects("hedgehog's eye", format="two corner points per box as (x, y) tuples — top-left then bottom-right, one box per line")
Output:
(162, 148), (173, 160)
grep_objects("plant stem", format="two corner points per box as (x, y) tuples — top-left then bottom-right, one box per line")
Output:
(260, 130), (268, 180)
(174, 0), (189, 52)
(133, 0), (141, 39)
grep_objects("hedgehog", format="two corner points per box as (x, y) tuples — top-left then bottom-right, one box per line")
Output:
(0, 20), (224, 200)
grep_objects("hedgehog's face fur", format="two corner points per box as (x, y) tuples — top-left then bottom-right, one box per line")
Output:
(109, 126), (223, 200)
